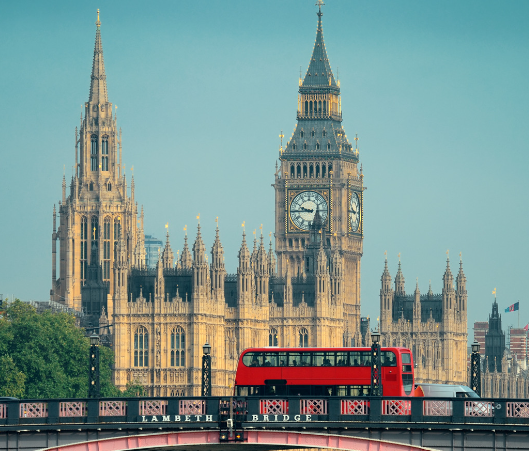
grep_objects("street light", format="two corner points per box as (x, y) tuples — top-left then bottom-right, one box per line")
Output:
(89, 333), (100, 398)
(471, 340), (481, 397)
(370, 330), (382, 397)
(202, 342), (212, 397)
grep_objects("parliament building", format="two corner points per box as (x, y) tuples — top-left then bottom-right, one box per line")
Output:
(51, 6), (467, 395)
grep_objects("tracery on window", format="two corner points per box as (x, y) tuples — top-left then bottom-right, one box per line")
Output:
(171, 326), (186, 367)
(299, 328), (309, 347)
(134, 326), (149, 367)
(269, 328), (278, 347)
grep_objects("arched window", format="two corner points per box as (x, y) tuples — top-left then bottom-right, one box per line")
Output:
(107, 183), (111, 191)
(292, 143), (296, 150)
(309, 164), (314, 178)
(113, 218), (121, 260)
(101, 135), (109, 171)
(303, 142), (307, 150)
(311, 129), (315, 137)
(269, 328), (278, 347)
(327, 142), (331, 150)
(290, 164), (295, 178)
(302, 163), (307, 178)
(322, 164), (326, 178)
(316, 141), (320, 150)
(309, 101), (313, 116)
(171, 326), (185, 367)
(80, 216), (88, 283)
(299, 328), (309, 347)
(134, 326), (149, 367)
(328, 163), (333, 174)
(296, 165), (301, 178)
(300, 129), (304, 138)
(90, 135), (98, 171)
(318, 100), (322, 114)
(316, 164), (320, 178)
(322, 129), (326, 137)
(288, 238), (293, 248)
(89, 182), (94, 191)
(323, 100), (326, 115)
(304, 101), (308, 116)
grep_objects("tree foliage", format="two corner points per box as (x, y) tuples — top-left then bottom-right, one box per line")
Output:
(0, 300), (140, 399)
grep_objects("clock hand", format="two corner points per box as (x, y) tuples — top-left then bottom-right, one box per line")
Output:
(300, 206), (314, 213)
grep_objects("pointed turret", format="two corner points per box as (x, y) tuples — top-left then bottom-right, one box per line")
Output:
(210, 221), (226, 296)
(237, 230), (253, 302)
(268, 235), (277, 277)
(192, 223), (206, 264)
(395, 259), (405, 296)
(180, 230), (193, 269)
(89, 10), (108, 104)
(161, 230), (174, 269)
(301, 4), (337, 89)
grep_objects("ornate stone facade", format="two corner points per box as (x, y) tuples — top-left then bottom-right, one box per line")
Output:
(379, 256), (468, 386)
(53, 7), (364, 396)
(51, 11), (145, 313)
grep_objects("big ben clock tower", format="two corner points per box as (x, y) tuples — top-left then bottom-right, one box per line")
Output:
(273, 2), (364, 342)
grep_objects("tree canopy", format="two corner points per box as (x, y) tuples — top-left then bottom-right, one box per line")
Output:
(0, 300), (142, 399)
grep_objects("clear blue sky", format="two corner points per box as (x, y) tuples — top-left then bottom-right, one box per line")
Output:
(1, 1), (528, 336)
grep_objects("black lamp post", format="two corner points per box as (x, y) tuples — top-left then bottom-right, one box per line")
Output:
(370, 330), (382, 397)
(202, 342), (212, 397)
(471, 340), (481, 397)
(88, 333), (100, 398)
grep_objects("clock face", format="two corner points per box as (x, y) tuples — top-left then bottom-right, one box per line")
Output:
(290, 191), (328, 230)
(349, 191), (361, 232)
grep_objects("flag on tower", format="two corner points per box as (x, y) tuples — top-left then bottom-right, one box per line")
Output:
(524, 324), (528, 332)
(505, 302), (519, 313)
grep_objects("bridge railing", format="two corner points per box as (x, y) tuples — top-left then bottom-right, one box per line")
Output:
(1, 396), (529, 427)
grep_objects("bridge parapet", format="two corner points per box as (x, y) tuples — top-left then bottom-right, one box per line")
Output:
(2, 396), (529, 429)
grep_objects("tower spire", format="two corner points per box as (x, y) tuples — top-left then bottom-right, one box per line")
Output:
(302, 1), (337, 89)
(89, 9), (108, 104)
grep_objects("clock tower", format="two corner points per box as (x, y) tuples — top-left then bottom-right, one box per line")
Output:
(273, 3), (364, 343)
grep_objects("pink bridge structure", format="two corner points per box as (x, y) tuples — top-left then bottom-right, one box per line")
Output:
(40, 430), (438, 451)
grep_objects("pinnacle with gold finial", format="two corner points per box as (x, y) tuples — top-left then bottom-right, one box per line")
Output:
(96, 9), (101, 28)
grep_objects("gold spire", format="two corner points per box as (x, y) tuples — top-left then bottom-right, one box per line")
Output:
(96, 9), (101, 28)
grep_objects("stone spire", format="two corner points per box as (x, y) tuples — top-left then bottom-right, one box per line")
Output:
(395, 257), (405, 296)
(301, 2), (337, 89)
(192, 222), (206, 265)
(443, 253), (454, 292)
(180, 227), (193, 269)
(161, 230), (174, 269)
(238, 230), (251, 273)
(268, 234), (277, 276)
(210, 220), (226, 296)
(89, 9), (108, 104)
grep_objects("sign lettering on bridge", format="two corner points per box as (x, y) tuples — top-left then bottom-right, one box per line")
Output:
(249, 414), (312, 422)
(139, 415), (216, 423)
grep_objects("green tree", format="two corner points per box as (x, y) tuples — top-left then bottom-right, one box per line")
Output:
(0, 300), (123, 399)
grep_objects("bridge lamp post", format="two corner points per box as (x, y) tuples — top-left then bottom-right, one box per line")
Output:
(89, 333), (100, 398)
(370, 330), (382, 397)
(471, 340), (481, 397)
(202, 342), (212, 397)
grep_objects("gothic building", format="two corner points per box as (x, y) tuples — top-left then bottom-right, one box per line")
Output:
(53, 6), (365, 396)
(51, 11), (145, 313)
(379, 256), (468, 386)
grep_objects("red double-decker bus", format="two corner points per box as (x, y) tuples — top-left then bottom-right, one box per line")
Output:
(234, 347), (414, 397)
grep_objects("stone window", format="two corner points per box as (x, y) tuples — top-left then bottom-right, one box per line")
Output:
(171, 326), (185, 367)
(299, 328), (309, 347)
(269, 328), (278, 347)
(90, 135), (98, 171)
(134, 326), (149, 367)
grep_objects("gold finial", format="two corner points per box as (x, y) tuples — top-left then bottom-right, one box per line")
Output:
(130, 165), (134, 172)
(165, 222), (169, 229)
(215, 216), (218, 223)
(196, 214), (200, 224)
(384, 250), (387, 258)
(279, 130), (284, 147)
(398, 252), (401, 261)
(253, 229), (256, 236)
(241, 221), (245, 230)
(184, 225), (187, 234)
(96, 9), (101, 27)
(446, 249), (449, 259)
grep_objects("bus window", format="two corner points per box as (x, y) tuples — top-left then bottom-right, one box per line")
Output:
(237, 386), (249, 396)
(313, 352), (325, 366)
(288, 352), (301, 366)
(264, 352), (278, 367)
(336, 351), (349, 366)
(382, 351), (397, 367)
(278, 352), (287, 366)
(402, 374), (413, 395)
(300, 352), (311, 366)
(350, 351), (361, 366)
(361, 352), (371, 366)
(402, 353), (412, 372)
(242, 352), (263, 367)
